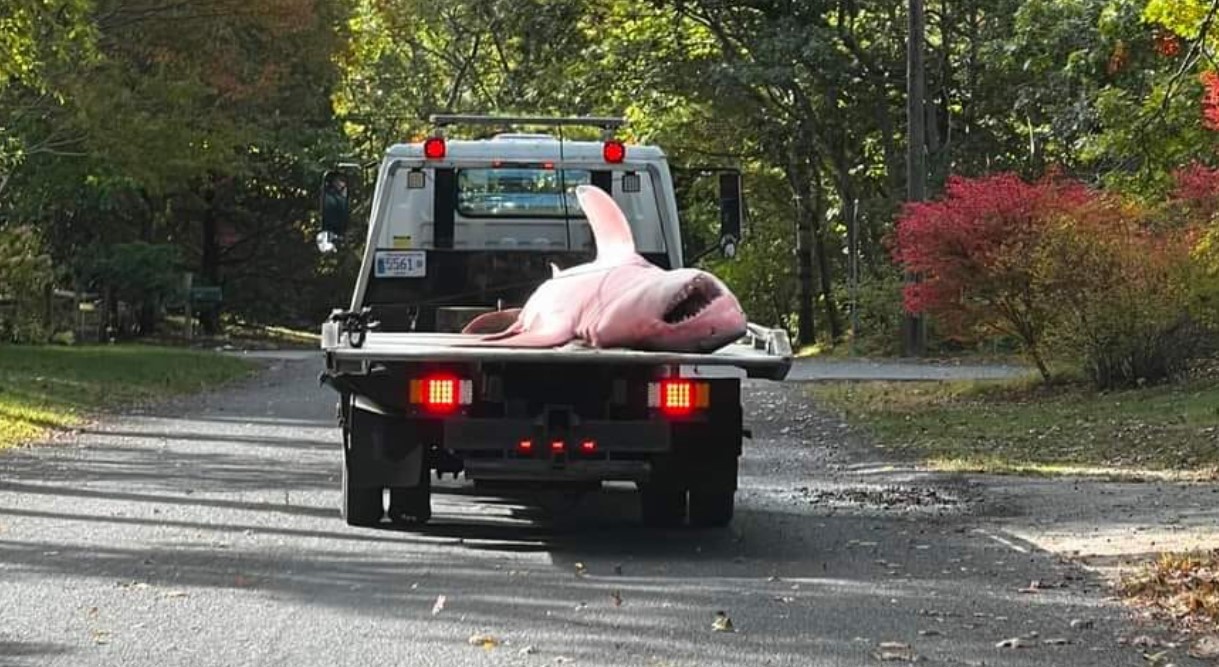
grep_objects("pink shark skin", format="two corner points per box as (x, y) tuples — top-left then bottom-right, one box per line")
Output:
(458, 185), (747, 353)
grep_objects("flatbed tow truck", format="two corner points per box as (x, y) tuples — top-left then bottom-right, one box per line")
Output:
(319, 115), (792, 529)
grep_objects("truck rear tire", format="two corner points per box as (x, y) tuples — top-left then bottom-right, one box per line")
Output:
(341, 461), (384, 527)
(688, 489), (735, 528)
(640, 483), (686, 528)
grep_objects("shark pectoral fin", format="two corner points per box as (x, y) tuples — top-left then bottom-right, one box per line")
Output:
(575, 185), (637, 264)
(480, 327), (575, 348)
(461, 309), (523, 335)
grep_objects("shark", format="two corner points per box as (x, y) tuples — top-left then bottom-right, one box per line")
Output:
(459, 184), (747, 353)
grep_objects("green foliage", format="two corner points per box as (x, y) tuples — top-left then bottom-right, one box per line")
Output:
(80, 242), (182, 308)
(0, 226), (53, 343)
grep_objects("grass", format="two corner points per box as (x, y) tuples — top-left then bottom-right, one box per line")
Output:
(0, 344), (258, 449)
(810, 376), (1219, 476)
(1122, 550), (1219, 634)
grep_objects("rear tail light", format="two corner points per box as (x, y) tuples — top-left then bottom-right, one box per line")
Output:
(517, 440), (533, 454)
(550, 440), (565, 453)
(579, 440), (597, 454)
(648, 380), (710, 416)
(408, 375), (472, 413)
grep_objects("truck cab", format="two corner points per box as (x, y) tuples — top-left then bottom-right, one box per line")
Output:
(320, 115), (788, 530)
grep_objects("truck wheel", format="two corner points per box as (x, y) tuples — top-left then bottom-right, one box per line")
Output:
(341, 461), (384, 527)
(640, 483), (686, 528)
(688, 489), (735, 528)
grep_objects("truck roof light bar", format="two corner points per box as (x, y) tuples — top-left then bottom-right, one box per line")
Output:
(428, 114), (628, 131)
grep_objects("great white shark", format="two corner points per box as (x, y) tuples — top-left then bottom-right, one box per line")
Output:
(459, 184), (747, 353)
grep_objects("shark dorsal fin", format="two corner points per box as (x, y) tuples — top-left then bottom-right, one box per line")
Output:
(576, 185), (636, 264)
(550, 262), (561, 277)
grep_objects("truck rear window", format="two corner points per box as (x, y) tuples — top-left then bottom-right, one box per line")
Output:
(457, 167), (591, 218)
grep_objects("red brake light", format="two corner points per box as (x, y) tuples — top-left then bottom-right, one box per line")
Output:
(423, 137), (446, 159)
(518, 440), (533, 454)
(424, 377), (456, 411)
(661, 380), (693, 415)
(409, 374), (471, 413)
(550, 440), (565, 453)
(580, 440), (597, 454)
(603, 140), (626, 163)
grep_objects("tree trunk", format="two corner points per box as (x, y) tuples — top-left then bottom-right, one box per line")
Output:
(809, 170), (843, 341)
(791, 167), (817, 347)
(200, 183), (221, 336)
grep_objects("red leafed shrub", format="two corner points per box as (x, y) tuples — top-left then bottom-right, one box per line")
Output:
(892, 173), (1097, 379)
(1172, 163), (1219, 220)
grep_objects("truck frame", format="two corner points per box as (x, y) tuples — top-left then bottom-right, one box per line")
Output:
(319, 115), (792, 529)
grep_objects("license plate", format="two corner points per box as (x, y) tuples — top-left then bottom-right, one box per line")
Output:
(374, 250), (426, 278)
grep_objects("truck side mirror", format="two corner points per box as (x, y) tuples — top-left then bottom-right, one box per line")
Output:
(718, 172), (743, 259)
(321, 169), (351, 231)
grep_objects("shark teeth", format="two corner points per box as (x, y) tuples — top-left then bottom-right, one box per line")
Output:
(663, 279), (722, 324)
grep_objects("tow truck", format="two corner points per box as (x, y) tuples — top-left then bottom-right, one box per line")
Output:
(319, 115), (792, 529)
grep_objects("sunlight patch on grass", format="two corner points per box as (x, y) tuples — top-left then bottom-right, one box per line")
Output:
(811, 377), (1219, 475)
(0, 345), (256, 449)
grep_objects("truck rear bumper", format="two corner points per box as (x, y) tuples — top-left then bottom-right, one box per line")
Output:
(464, 459), (650, 482)
(444, 418), (670, 453)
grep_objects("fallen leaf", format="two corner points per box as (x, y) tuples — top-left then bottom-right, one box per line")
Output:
(918, 629), (943, 637)
(163, 590), (188, 599)
(873, 641), (918, 662)
(467, 634), (500, 650)
(995, 637), (1035, 649)
(519, 645), (538, 656)
(611, 590), (623, 607)
(574, 562), (587, 577)
(1131, 636), (1161, 649)
(1142, 650), (1170, 665)
(1042, 638), (1071, 646)
(91, 630), (110, 645)
(1189, 635), (1219, 659)
(773, 596), (795, 604)
(1069, 618), (1094, 630)
(432, 594), (446, 615)
(711, 611), (735, 633)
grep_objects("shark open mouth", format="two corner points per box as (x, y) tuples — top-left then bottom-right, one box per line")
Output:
(663, 279), (723, 324)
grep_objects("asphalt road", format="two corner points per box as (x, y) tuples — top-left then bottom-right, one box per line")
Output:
(0, 356), (1190, 666)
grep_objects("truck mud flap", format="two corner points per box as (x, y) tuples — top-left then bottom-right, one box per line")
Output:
(347, 403), (431, 488)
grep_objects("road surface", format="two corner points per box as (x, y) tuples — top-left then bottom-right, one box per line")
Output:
(0, 355), (1193, 666)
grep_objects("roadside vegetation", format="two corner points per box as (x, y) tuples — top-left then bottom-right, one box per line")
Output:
(0, 345), (256, 449)
(811, 376), (1219, 477)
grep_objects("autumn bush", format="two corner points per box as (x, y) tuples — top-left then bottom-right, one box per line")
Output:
(1034, 202), (1206, 388)
(894, 172), (1212, 389)
(892, 173), (1097, 380)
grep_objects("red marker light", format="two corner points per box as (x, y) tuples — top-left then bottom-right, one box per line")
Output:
(550, 440), (565, 453)
(517, 440), (534, 454)
(580, 440), (597, 454)
(423, 137), (446, 159)
(603, 140), (626, 163)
